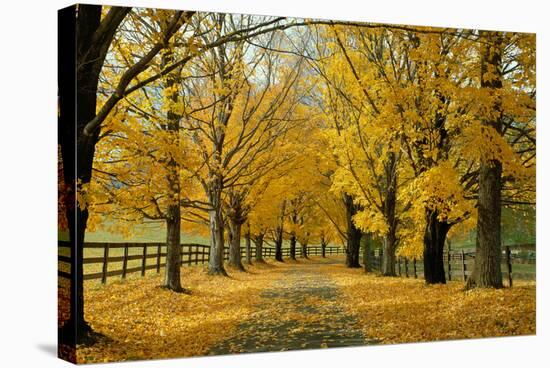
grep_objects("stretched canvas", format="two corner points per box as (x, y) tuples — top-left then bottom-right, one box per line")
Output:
(58, 3), (536, 364)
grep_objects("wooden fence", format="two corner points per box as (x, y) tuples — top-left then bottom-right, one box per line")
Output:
(58, 241), (343, 283)
(58, 241), (534, 286)
(364, 243), (536, 286)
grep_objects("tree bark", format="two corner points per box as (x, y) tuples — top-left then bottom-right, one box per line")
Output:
(423, 209), (451, 284)
(228, 218), (245, 271)
(467, 31), (504, 289)
(381, 233), (397, 276)
(274, 201), (286, 262)
(245, 225), (252, 265)
(161, 48), (186, 292)
(253, 233), (265, 263)
(164, 210), (184, 291)
(208, 184), (227, 275)
(300, 241), (308, 259)
(289, 234), (297, 260)
(362, 233), (372, 272)
(58, 4), (130, 345)
(321, 237), (327, 258)
(380, 152), (399, 276)
(344, 193), (361, 268)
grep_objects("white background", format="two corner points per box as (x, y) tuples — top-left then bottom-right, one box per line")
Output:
(0, 0), (547, 366)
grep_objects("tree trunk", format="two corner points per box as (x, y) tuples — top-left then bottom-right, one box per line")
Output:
(423, 209), (451, 284)
(254, 233), (265, 263)
(245, 225), (252, 265)
(164, 210), (184, 291)
(467, 153), (504, 288)
(162, 47), (186, 292)
(274, 201), (286, 262)
(228, 219), (245, 271)
(381, 232), (397, 276)
(362, 233), (371, 272)
(381, 153), (398, 276)
(466, 31), (504, 289)
(59, 6), (100, 344)
(58, 5), (131, 346)
(300, 242), (308, 259)
(59, 4), (186, 344)
(289, 234), (297, 260)
(208, 191), (227, 275)
(344, 194), (361, 268)
(321, 238), (327, 258)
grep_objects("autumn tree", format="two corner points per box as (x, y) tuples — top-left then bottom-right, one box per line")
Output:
(310, 26), (409, 274)
(59, 4), (187, 341)
(179, 15), (307, 274)
(466, 31), (536, 288)
(287, 192), (314, 259)
(247, 182), (291, 263)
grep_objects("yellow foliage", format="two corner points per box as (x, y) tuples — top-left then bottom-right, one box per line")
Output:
(322, 264), (535, 344)
(78, 263), (281, 363)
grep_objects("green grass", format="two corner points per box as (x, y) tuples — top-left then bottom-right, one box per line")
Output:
(84, 221), (208, 243)
(83, 220), (342, 249)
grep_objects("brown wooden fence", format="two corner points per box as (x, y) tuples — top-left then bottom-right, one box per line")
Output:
(365, 243), (536, 286)
(58, 241), (343, 283)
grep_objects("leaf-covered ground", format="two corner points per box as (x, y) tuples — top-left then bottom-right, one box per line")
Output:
(73, 256), (536, 363)
(77, 262), (282, 363)
(319, 263), (536, 344)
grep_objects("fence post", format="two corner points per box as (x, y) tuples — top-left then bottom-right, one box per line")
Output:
(141, 245), (147, 276)
(122, 243), (128, 279)
(506, 245), (513, 287)
(195, 244), (199, 265)
(461, 250), (467, 281)
(156, 243), (161, 273)
(447, 241), (452, 281)
(404, 258), (409, 278)
(101, 243), (109, 284)
(413, 258), (417, 279)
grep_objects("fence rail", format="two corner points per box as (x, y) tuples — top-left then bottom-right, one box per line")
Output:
(59, 241), (534, 286)
(363, 243), (536, 286)
(58, 241), (343, 283)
